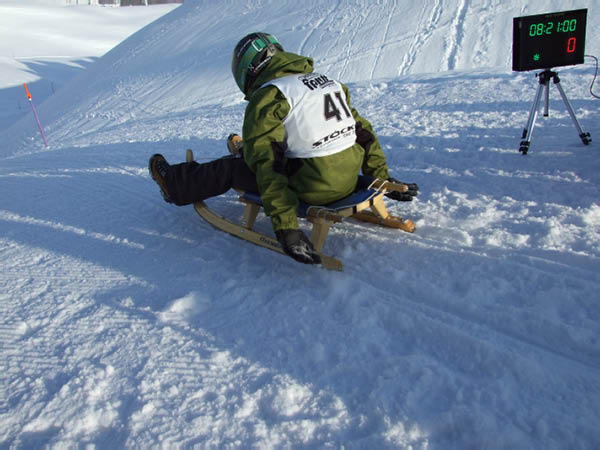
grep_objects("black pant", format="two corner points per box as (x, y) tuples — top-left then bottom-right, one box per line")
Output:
(164, 156), (258, 206)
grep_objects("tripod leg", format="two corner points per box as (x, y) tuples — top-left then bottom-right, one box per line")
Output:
(554, 81), (592, 145)
(543, 80), (550, 117)
(520, 82), (544, 154)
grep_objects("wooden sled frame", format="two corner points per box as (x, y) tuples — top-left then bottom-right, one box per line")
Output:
(187, 149), (414, 271)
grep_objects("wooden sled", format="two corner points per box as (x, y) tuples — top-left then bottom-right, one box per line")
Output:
(186, 149), (414, 271)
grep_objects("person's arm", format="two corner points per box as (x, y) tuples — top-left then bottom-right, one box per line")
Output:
(342, 84), (419, 201)
(242, 86), (300, 232)
(342, 83), (390, 180)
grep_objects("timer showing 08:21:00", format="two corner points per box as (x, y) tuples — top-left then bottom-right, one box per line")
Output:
(528, 19), (577, 36)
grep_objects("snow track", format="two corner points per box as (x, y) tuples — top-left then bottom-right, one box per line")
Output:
(1, 0), (599, 447)
(445, 0), (468, 71)
(399, 0), (443, 76)
(370, 0), (398, 80)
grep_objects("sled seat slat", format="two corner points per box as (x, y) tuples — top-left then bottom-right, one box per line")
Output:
(241, 175), (385, 219)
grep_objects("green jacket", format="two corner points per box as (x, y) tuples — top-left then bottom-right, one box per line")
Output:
(242, 51), (390, 231)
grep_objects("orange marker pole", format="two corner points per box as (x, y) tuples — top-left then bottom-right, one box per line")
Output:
(23, 83), (48, 147)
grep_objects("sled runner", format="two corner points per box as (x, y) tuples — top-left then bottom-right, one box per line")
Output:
(186, 149), (414, 271)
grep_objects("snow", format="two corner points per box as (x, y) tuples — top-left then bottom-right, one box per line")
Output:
(1, 0), (599, 448)
(0, 0), (178, 130)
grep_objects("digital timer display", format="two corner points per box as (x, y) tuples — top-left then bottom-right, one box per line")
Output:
(513, 9), (587, 71)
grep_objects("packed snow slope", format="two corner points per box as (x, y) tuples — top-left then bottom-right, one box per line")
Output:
(2, 0), (599, 154)
(1, 0), (600, 448)
(0, 0), (179, 132)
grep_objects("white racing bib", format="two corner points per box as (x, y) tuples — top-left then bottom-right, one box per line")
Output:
(263, 73), (357, 159)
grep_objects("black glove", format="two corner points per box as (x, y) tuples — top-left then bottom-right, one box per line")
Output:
(385, 177), (419, 202)
(275, 229), (322, 265)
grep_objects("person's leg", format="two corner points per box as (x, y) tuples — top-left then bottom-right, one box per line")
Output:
(163, 156), (259, 206)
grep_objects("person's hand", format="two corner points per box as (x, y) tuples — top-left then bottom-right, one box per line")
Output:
(275, 229), (322, 265)
(385, 178), (419, 201)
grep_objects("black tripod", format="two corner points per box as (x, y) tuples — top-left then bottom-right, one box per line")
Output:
(519, 69), (591, 155)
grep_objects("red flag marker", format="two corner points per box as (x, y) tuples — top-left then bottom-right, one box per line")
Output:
(23, 83), (48, 148)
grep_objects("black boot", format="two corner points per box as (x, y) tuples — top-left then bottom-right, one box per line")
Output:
(148, 154), (173, 203)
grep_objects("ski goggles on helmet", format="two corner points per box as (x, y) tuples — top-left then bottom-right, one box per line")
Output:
(232, 33), (283, 94)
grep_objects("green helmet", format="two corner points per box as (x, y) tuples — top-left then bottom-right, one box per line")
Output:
(232, 32), (283, 94)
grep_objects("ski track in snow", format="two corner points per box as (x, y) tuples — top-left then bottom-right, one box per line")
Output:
(1, 0), (600, 448)
(398, 0), (443, 76)
(445, 0), (469, 71)
(369, 0), (398, 80)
